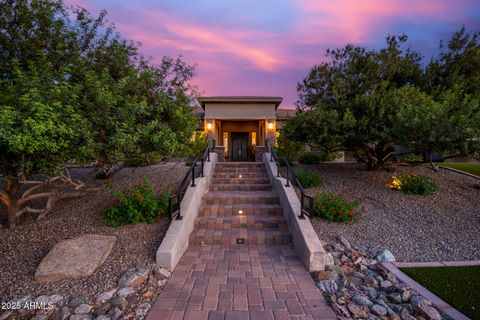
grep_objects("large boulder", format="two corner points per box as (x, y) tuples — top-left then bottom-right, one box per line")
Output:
(35, 234), (116, 283)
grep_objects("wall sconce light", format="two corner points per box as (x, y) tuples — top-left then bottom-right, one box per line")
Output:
(268, 122), (274, 130)
(207, 122), (212, 130)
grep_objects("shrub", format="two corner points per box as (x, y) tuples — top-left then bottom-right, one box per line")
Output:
(296, 169), (322, 188)
(299, 152), (322, 164)
(103, 178), (171, 226)
(278, 157), (294, 167)
(400, 154), (423, 163)
(397, 174), (439, 195)
(313, 192), (362, 222)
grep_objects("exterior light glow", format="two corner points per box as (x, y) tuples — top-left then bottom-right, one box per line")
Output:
(238, 210), (243, 214)
(268, 122), (273, 130)
(207, 122), (212, 130)
(239, 174), (242, 178)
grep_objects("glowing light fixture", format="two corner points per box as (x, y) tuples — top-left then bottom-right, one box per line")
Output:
(268, 122), (274, 130)
(238, 210), (243, 214)
(207, 122), (212, 130)
(239, 174), (242, 178)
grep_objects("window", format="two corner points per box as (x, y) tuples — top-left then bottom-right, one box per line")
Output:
(251, 132), (257, 146)
(275, 131), (280, 147)
(223, 132), (228, 154)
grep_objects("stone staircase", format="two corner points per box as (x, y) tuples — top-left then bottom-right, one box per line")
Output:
(190, 162), (291, 246)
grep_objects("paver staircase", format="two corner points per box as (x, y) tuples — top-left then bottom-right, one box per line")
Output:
(190, 162), (291, 246)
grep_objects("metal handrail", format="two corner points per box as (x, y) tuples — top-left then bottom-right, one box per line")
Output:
(168, 138), (215, 222)
(266, 139), (314, 219)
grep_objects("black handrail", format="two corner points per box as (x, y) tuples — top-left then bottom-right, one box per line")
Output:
(168, 138), (215, 222)
(266, 139), (314, 219)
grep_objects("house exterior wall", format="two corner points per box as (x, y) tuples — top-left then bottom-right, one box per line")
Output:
(204, 103), (276, 120)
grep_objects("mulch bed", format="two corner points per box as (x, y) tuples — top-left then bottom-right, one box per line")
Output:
(0, 162), (188, 301)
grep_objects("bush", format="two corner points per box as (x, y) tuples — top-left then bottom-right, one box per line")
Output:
(400, 154), (423, 163)
(296, 169), (322, 188)
(103, 178), (172, 226)
(278, 157), (294, 167)
(276, 134), (305, 162)
(299, 152), (322, 164)
(313, 192), (362, 222)
(397, 174), (439, 195)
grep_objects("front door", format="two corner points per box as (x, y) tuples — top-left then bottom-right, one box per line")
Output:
(231, 132), (248, 161)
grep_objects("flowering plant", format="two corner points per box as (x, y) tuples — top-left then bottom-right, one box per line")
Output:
(388, 174), (438, 195)
(103, 178), (171, 226)
(313, 192), (363, 222)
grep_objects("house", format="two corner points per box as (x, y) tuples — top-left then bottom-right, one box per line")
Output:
(195, 96), (294, 161)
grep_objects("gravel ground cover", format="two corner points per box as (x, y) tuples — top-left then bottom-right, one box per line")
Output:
(305, 163), (480, 262)
(0, 162), (188, 301)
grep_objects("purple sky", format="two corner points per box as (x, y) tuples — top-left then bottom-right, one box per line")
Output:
(67, 0), (480, 109)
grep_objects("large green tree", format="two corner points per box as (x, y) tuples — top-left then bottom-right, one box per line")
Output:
(0, 0), (196, 227)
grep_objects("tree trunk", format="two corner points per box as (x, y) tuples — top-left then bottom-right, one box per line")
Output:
(5, 177), (19, 228)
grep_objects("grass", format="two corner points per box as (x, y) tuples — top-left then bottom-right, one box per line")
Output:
(438, 163), (480, 176)
(401, 266), (480, 319)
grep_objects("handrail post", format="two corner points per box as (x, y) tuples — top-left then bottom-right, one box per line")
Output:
(285, 167), (290, 187)
(201, 158), (204, 177)
(191, 163), (196, 187)
(298, 193), (306, 219)
(177, 193), (183, 220)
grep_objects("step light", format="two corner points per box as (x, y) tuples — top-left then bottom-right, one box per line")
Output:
(238, 210), (243, 215)
(238, 174), (242, 178)
(236, 238), (245, 244)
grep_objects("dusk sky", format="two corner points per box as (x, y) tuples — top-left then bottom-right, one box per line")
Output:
(67, 0), (480, 109)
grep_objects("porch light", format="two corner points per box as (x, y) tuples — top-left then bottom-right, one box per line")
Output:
(268, 122), (274, 130)
(207, 122), (212, 130)
(238, 174), (242, 178)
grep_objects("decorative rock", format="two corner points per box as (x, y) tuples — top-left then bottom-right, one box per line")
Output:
(34, 234), (116, 283)
(387, 292), (402, 304)
(96, 289), (117, 303)
(110, 297), (128, 311)
(364, 287), (378, 299)
(116, 287), (134, 298)
(410, 295), (431, 308)
(95, 316), (111, 320)
(153, 267), (171, 280)
(401, 289), (412, 302)
(118, 268), (149, 288)
(143, 290), (154, 298)
(70, 315), (92, 320)
(352, 295), (373, 307)
(380, 280), (393, 289)
(35, 295), (50, 305)
(0, 312), (12, 320)
(59, 306), (71, 320)
(74, 304), (93, 314)
(109, 307), (123, 320)
(370, 304), (388, 317)
(317, 280), (338, 293)
(157, 279), (167, 287)
(93, 303), (112, 317)
(49, 294), (64, 306)
(400, 307), (416, 320)
(376, 249), (396, 262)
(347, 302), (369, 318)
(135, 303), (151, 317)
(367, 315), (380, 320)
(69, 297), (87, 308)
(337, 235), (352, 250)
(415, 302), (442, 320)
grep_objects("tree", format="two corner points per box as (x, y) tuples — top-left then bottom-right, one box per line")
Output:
(292, 36), (423, 170)
(0, 0), (197, 227)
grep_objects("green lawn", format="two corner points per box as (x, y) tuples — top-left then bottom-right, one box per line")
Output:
(439, 163), (480, 176)
(401, 266), (480, 320)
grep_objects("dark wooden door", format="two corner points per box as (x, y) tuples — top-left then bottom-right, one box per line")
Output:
(231, 132), (248, 161)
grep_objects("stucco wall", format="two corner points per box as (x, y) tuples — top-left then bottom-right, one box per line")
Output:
(205, 103), (276, 119)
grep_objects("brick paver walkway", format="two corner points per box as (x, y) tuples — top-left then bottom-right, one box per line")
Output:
(147, 244), (336, 320)
(147, 162), (335, 319)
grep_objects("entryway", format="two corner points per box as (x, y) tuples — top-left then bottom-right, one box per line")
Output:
(231, 132), (248, 161)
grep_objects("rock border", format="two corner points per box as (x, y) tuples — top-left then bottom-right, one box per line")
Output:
(383, 262), (472, 320)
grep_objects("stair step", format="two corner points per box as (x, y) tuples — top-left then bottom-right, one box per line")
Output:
(213, 172), (269, 179)
(198, 203), (283, 217)
(210, 184), (272, 192)
(214, 167), (266, 173)
(202, 191), (279, 205)
(211, 178), (271, 185)
(195, 215), (288, 230)
(189, 228), (292, 245)
(216, 162), (265, 168)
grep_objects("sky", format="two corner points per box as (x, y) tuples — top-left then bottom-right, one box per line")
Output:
(66, 0), (480, 109)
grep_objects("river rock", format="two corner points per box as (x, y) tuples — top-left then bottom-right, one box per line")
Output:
(347, 302), (369, 318)
(337, 235), (352, 250)
(74, 304), (93, 314)
(370, 304), (388, 317)
(118, 268), (149, 288)
(34, 234), (116, 283)
(410, 295), (431, 308)
(352, 295), (373, 307)
(96, 289), (117, 303)
(116, 287), (134, 298)
(317, 280), (338, 293)
(415, 302), (442, 320)
(135, 303), (151, 317)
(152, 266), (171, 280)
(376, 249), (396, 262)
